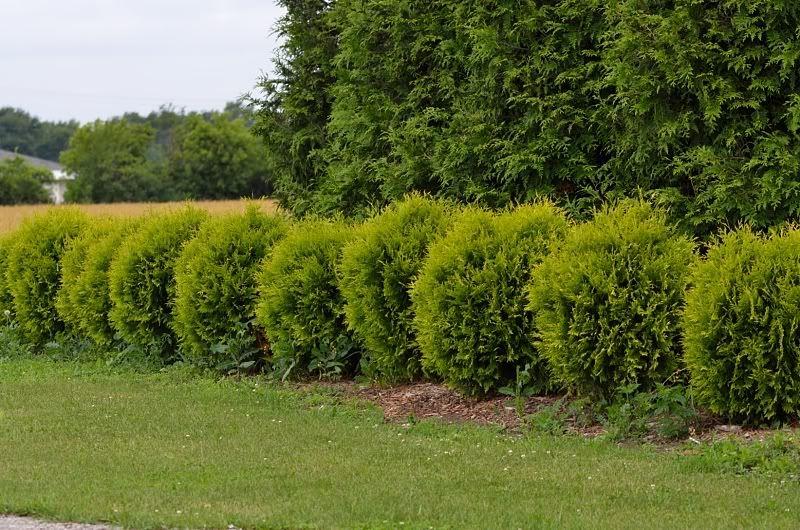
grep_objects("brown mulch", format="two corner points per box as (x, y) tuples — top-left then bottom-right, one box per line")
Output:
(291, 380), (799, 446)
(352, 382), (555, 429)
(295, 380), (567, 431)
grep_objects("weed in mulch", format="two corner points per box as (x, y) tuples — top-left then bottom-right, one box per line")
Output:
(279, 375), (800, 466)
(683, 432), (800, 478)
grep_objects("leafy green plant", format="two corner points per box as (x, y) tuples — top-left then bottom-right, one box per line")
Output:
(256, 219), (361, 378)
(5, 208), (90, 345)
(173, 206), (288, 371)
(339, 194), (453, 381)
(499, 363), (541, 401)
(412, 202), (568, 396)
(108, 207), (207, 361)
(684, 227), (800, 423)
(0, 319), (30, 359)
(690, 434), (800, 477)
(651, 383), (698, 440)
(529, 200), (694, 399)
(602, 383), (699, 442)
(527, 399), (570, 436)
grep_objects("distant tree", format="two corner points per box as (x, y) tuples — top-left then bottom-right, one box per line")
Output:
(0, 156), (52, 205)
(0, 107), (78, 161)
(122, 104), (186, 153)
(169, 113), (272, 199)
(60, 119), (168, 203)
(222, 100), (257, 125)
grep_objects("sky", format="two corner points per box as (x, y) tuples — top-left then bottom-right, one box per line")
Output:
(0, 0), (285, 123)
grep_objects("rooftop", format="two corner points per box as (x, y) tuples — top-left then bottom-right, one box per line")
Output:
(0, 149), (63, 172)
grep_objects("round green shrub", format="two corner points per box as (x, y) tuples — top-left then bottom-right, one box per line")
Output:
(108, 207), (207, 359)
(173, 206), (289, 371)
(684, 228), (800, 423)
(339, 195), (453, 381)
(256, 219), (360, 378)
(528, 200), (694, 399)
(0, 233), (18, 319)
(411, 203), (568, 396)
(6, 208), (90, 345)
(55, 218), (116, 337)
(57, 220), (140, 347)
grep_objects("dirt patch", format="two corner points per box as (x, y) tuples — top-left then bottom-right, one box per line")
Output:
(354, 382), (545, 428)
(292, 380), (798, 445)
(295, 380), (562, 431)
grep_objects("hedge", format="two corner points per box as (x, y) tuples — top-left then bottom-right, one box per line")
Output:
(604, 0), (800, 233)
(528, 200), (694, 399)
(6, 198), (800, 426)
(256, 219), (360, 378)
(173, 206), (288, 371)
(0, 233), (17, 318)
(339, 195), (453, 381)
(5, 208), (90, 344)
(55, 218), (116, 339)
(684, 228), (800, 423)
(108, 208), (207, 359)
(61, 220), (140, 347)
(412, 203), (568, 395)
(260, 0), (800, 234)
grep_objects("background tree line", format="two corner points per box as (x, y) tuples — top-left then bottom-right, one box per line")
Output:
(0, 103), (272, 204)
(0, 107), (78, 161)
(256, 0), (800, 236)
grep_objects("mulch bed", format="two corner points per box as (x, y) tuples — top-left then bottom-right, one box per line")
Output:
(352, 382), (551, 429)
(291, 380), (799, 446)
(296, 380), (572, 431)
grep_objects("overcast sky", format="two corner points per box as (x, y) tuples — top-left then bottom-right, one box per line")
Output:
(1, 0), (284, 123)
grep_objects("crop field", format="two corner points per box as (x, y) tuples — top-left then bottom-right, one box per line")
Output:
(0, 199), (279, 234)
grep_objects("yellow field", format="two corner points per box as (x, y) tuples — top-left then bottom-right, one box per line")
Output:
(0, 199), (280, 234)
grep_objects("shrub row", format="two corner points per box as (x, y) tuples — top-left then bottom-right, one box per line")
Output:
(3, 198), (800, 423)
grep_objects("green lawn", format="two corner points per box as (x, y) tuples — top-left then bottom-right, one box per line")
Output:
(0, 358), (798, 529)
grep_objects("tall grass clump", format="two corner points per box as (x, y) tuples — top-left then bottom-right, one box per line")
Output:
(528, 200), (694, 399)
(684, 228), (800, 423)
(109, 207), (207, 360)
(256, 219), (360, 378)
(339, 195), (453, 381)
(174, 206), (289, 371)
(411, 203), (568, 396)
(5, 208), (89, 345)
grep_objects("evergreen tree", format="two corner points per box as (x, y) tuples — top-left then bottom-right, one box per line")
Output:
(254, 0), (339, 216)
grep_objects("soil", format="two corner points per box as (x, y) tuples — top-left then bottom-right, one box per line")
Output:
(293, 380), (798, 446)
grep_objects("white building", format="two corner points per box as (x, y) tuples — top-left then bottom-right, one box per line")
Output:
(0, 149), (74, 204)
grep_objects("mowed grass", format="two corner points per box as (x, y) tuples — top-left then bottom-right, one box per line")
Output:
(0, 359), (798, 529)
(0, 199), (279, 234)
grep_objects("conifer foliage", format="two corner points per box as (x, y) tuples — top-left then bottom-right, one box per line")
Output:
(257, 0), (800, 234)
